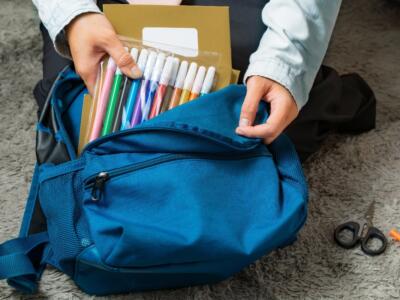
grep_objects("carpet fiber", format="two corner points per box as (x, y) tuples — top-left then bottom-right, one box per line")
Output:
(1, 0), (400, 299)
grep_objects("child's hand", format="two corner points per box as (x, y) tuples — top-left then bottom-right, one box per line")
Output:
(236, 76), (298, 144)
(66, 13), (142, 95)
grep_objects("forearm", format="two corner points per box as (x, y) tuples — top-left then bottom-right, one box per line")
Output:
(32, 0), (101, 57)
(244, 0), (342, 109)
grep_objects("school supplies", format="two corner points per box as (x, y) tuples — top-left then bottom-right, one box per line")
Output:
(189, 66), (206, 101)
(149, 56), (174, 118)
(141, 52), (166, 122)
(79, 63), (104, 154)
(200, 66), (216, 96)
(75, 3), (242, 147)
(81, 37), (223, 145)
(334, 200), (387, 256)
(160, 57), (180, 114)
(113, 76), (131, 132)
(102, 67), (123, 136)
(104, 4), (233, 90)
(179, 62), (198, 105)
(120, 49), (148, 130)
(113, 48), (139, 132)
(131, 51), (157, 126)
(89, 57), (117, 141)
(169, 60), (189, 109)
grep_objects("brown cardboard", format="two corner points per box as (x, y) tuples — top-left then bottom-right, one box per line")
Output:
(231, 69), (240, 85)
(104, 4), (234, 89)
(78, 95), (92, 155)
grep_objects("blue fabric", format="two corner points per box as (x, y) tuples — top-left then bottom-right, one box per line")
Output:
(0, 232), (48, 294)
(2, 162), (48, 294)
(50, 69), (86, 160)
(1, 67), (308, 296)
(19, 164), (40, 237)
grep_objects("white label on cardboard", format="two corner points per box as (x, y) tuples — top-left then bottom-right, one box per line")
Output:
(142, 27), (199, 57)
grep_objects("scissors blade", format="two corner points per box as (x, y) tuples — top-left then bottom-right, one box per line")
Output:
(364, 200), (376, 227)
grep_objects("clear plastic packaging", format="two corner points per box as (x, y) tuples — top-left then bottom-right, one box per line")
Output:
(79, 37), (223, 153)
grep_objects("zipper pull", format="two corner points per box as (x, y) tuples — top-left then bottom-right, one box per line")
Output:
(91, 172), (109, 202)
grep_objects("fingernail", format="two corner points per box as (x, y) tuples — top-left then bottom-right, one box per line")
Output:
(236, 127), (244, 135)
(239, 118), (249, 127)
(130, 66), (142, 79)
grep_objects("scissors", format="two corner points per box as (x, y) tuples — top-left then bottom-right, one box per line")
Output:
(334, 200), (387, 256)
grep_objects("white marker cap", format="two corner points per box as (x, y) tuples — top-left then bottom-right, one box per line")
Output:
(183, 62), (198, 91)
(191, 66), (206, 94)
(130, 48), (139, 62)
(201, 66), (216, 94)
(115, 67), (122, 75)
(159, 56), (174, 86)
(107, 57), (116, 70)
(174, 61), (189, 89)
(168, 57), (180, 86)
(150, 52), (166, 82)
(137, 49), (149, 72)
(143, 51), (157, 79)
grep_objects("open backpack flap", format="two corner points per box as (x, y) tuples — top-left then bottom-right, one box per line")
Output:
(0, 66), (308, 296)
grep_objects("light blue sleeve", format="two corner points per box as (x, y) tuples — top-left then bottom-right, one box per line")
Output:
(244, 0), (342, 110)
(32, 0), (101, 57)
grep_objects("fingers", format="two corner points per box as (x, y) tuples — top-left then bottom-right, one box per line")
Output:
(236, 103), (289, 144)
(104, 35), (142, 79)
(238, 79), (266, 127)
(67, 13), (142, 93)
(236, 77), (299, 144)
(74, 58), (99, 96)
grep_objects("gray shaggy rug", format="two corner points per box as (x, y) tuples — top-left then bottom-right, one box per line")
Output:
(1, 0), (400, 299)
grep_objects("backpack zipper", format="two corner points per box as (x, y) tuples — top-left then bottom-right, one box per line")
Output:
(84, 152), (268, 202)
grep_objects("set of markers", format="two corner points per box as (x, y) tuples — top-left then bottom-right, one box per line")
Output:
(86, 47), (217, 144)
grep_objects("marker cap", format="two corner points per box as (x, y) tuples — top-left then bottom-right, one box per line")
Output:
(174, 61), (189, 89)
(130, 48), (139, 62)
(107, 57), (116, 70)
(168, 57), (180, 86)
(151, 52), (166, 82)
(201, 66), (216, 94)
(143, 51), (157, 79)
(159, 57), (174, 85)
(137, 49), (149, 71)
(183, 62), (198, 90)
(115, 68), (122, 75)
(191, 66), (206, 94)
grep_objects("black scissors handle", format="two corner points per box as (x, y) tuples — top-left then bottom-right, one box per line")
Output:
(334, 221), (387, 256)
(334, 221), (361, 249)
(360, 226), (387, 256)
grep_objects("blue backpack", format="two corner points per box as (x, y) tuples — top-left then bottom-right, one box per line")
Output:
(0, 67), (308, 295)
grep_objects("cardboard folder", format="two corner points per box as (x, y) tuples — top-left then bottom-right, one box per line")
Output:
(104, 4), (235, 89)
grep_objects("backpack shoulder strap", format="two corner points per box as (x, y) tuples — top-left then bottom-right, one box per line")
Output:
(0, 66), (77, 294)
(0, 164), (49, 294)
(0, 232), (48, 293)
(20, 164), (47, 236)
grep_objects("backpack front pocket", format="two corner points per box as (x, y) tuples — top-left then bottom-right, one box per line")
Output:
(81, 150), (278, 269)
